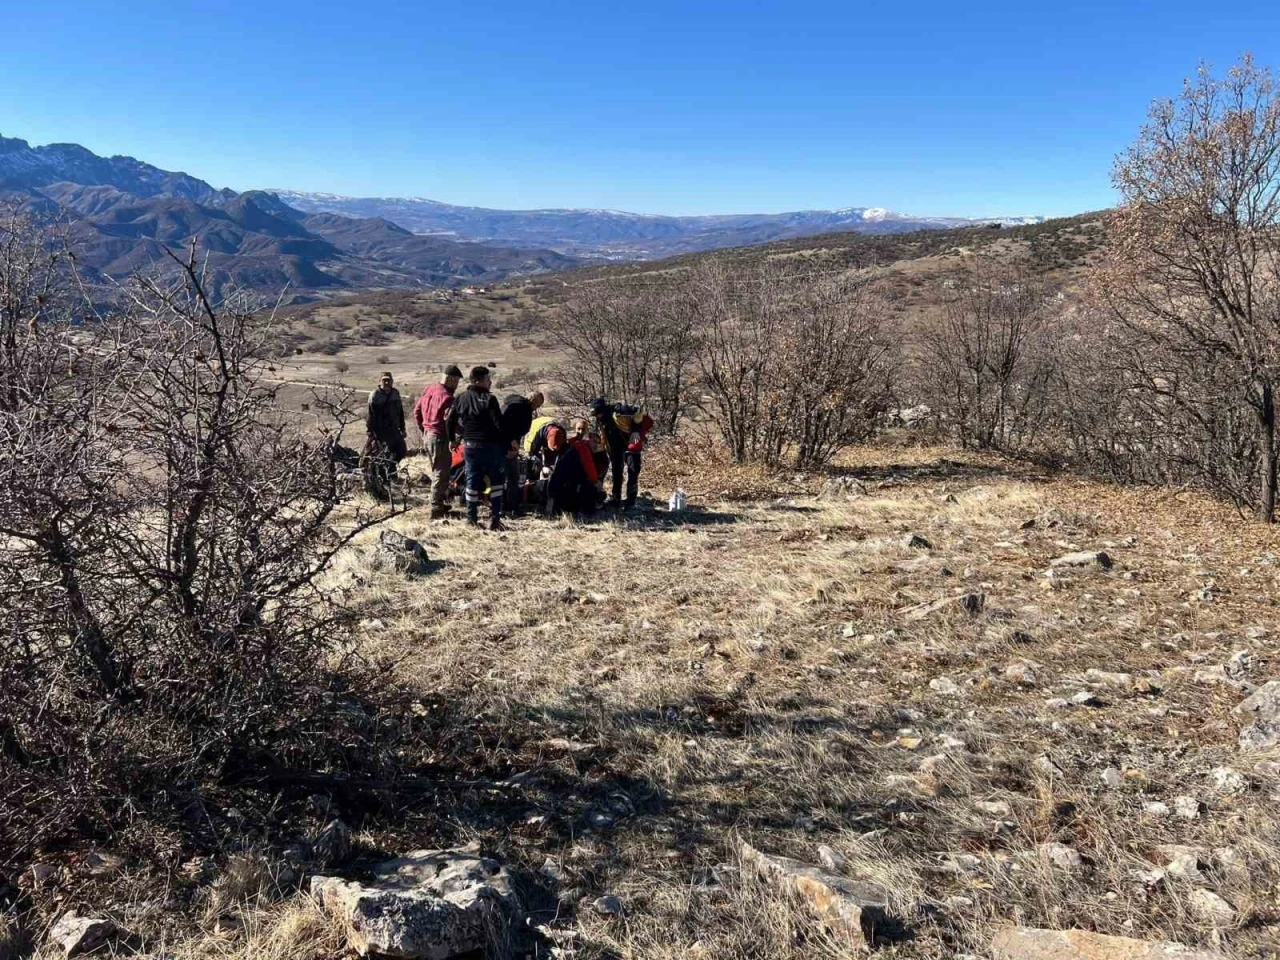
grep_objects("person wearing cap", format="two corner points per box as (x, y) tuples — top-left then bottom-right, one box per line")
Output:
(588, 398), (653, 510)
(413, 364), (463, 519)
(446, 365), (507, 530)
(366, 371), (407, 462)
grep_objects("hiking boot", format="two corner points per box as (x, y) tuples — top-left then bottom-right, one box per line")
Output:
(488, 516), (506, 532)
(429, 505), (449, 520)
(466, 505), (480, 527)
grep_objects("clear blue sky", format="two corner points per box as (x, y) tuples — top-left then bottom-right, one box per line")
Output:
(3, 0), (1277, 217)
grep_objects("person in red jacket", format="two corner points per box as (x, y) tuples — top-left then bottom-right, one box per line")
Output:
(412, 364), (463, 519)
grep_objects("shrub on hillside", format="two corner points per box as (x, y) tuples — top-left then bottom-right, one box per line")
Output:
(0, 220), (401, 869)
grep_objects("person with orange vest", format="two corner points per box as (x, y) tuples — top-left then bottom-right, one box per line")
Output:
(545, 417), (602, 517)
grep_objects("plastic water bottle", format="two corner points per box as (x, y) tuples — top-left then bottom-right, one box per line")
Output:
(668, 488), (687, 513)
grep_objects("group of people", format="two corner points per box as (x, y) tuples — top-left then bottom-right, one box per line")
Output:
(365, 366), (652, 531)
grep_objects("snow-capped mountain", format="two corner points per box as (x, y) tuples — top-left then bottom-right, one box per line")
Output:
(270, 190), (1045, 259)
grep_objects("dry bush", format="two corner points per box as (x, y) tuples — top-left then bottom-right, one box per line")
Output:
(919, 257), (1060, 452)
(549, 279), (700, 434)
(0, 218), (401, 868)
(692, 261), (896, 468)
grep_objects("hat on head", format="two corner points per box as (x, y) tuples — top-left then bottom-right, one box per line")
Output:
(445, 364), (463, 378)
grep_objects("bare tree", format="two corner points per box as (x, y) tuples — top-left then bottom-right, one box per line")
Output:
(0, 219), (401, 863)
(549, 280), (699, 433)
(691, 261), (895, 468)
(1106, 55), (1280, 521)
(920, 257), (1058, 451)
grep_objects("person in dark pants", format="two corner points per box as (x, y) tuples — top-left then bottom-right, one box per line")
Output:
(447, 366), (507, 530)
(588, 398), (653, 510)
(413, 364), (463, 519)
(366, 371), (407, 461)
(500, 391), (544, 515)
(546, 432), (601, 518)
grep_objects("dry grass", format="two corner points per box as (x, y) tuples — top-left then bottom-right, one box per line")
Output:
(37, 445), (1280, 957)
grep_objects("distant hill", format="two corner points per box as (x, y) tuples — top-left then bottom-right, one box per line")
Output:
(0, 135), (577, 297)
(270, 189), (1045, 259)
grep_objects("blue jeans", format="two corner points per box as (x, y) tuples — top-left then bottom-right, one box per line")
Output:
(463, 443), (506, 517)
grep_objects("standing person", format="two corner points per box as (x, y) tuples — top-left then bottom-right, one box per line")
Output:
(366, 371), (407, 462)
(500, 391), (544, 515)
(412, 364), (463, 519)
(589, 398), (653, 510)
(447, 366), (507, 530)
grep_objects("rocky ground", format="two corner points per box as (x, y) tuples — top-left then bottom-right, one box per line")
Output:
(11, 445), (1280, 959)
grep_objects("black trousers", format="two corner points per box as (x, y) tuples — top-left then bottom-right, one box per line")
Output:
(608, 449), (642, 506)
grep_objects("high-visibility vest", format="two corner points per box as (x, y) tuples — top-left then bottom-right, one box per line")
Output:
(523, 415), (557, 454)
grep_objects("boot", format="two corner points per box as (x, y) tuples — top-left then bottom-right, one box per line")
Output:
(466, 503), (480, 527)
(488, 498), (504, 532)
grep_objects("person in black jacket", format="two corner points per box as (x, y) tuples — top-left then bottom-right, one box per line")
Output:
(447, 366), (508, 530)
(500, 391), (544, 515)
(366, 371), (407, 461)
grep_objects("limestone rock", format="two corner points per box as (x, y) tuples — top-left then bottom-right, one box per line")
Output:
(1049, 551), (1114, 571)
(991, 926), (1225, 959)
(311, 843), (521, 959)
(48, 915), (122, 957)
(1038, 842), (1084, 871)
(378, 530), (430, 576)
(590, 895), (626, 917)
(740, 841), (889, 946)
(1187, 888), (1236, 926)
(1234, 680), (1280, 749)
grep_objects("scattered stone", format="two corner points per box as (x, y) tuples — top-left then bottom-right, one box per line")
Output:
(1173, 796), (1201, 821)
(739, 841), (889, 947)
(1005, 661), (1038, 685)
(1049, 551), (1114, 571)
(311, 843), (522, 960)
(974, 799), (1012, 817)
(590, 895), (626, 918)
(378, 530), (430, 576)
(1085, 668), (1133, 690)
(1225, 650), (1252, 679)
(1033, 755), (1065, 777)
(1038, 843), (1083, 871)
(1072, 690), (1105, 707)
(906, 533), (932, 550)
(1234, 680), (1280, 749)
(991, 926), (1225, 959)
(817, 477), (867, 500)
(48, 915), (122, 957)
(1163, 854), (1203, 883)
(929, 676), (961, 696)
(1142, 801), (1171, 818)
(1209, 766), (1246, 796)
(1187, 888), (1236, 926)
(1100, 767), (1124, 789)
(816, 845), (849, 874)
(29, 862), (58, 887)
(905, 592), (985, 621)
(1045, 697), (1072, 710)
(539, 857), (564, 883)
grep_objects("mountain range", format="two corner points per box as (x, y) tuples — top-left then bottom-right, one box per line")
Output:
(0, 135), (575, 297)
(271, 190), (1044, 259)
(0, 133), (1043, 295)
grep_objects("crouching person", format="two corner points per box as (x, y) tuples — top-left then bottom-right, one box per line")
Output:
(447, 366), (507, 530)
(546, 418), (602, 518)
(589, 398), (653, 510)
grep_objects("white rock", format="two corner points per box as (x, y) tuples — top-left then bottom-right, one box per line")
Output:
(1209, 766), (1246, 796)
(1188, 888), (1235, 926)
(48, 915), (121, 957)
(1173, 796), (1201, 820)
(311, 843), (522, 960)
(1100, 767), (1123, 789)
(1049, 551), (1114, 570)
(591, 894), (626, 917)
(1234, 680), (1280, 749)
(1163, 854), (1203, 882)
(1143, 801), (1171, 817)
(974, 799), (1012, 817)
(1038, 842), (1083, 871)
(929, 676), (961, 696)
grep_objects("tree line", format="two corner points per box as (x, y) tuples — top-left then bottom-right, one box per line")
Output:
(548, 57), (1280, 523)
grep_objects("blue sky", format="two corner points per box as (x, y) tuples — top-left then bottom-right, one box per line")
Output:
(3, 1), (1277, 217)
